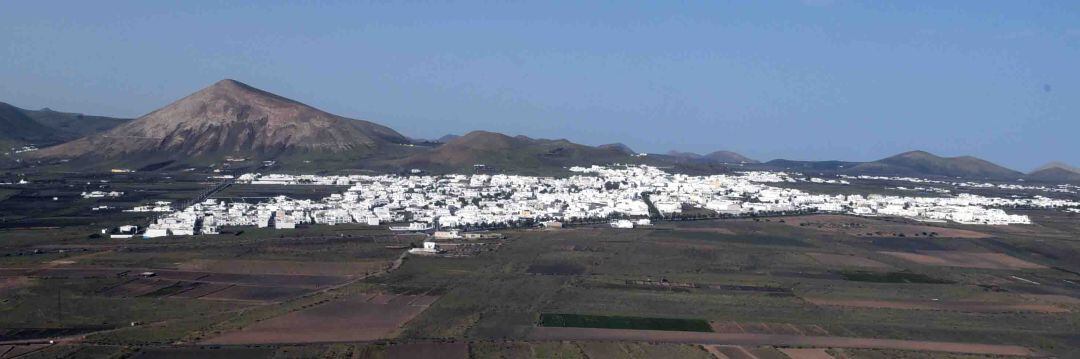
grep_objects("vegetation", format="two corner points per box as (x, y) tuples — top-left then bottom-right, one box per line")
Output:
(539, 313), (713, 332)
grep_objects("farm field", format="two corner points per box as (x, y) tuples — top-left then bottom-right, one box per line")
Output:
(203, 292), (438, 344)
(1, 202), (1079, 357)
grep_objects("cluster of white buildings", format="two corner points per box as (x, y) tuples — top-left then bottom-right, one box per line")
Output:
(81, 191), (123, 199)
(125, 201), (173, 213)
(132, 165), (1080, 238)
(843, 174), (1080, 195)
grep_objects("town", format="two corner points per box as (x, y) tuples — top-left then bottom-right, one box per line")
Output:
(138, 165), (1080, 238)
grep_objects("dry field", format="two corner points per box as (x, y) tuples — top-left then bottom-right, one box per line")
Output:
(0, 277), (30, 296)
(780, 214), (991, 238)
(197, 285), (310, 303)
(385, 341), (469, 359)
(202, 292), (438, 344)
(779, 348), (836, 359)
(0, 344), (51, 358)
(709, 322), (831, 336)
(805, 252), (891, 268)
(526, 327), (1037, 356)
(803, 297), (1068, 313)
(879, 250), (1047, 269)
(177, 258), (389, 276)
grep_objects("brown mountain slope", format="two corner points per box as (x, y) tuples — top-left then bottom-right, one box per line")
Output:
(34, 79), (408, 163)
(848, 150), (1023, 179)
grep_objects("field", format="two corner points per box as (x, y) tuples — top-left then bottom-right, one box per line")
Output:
(203, 292), (437, 344)
(1, 175), (1079, 358)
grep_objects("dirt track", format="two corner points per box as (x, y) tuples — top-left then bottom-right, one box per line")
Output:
(804, 297), (1068, 313)
(527, 327), (1036, 356)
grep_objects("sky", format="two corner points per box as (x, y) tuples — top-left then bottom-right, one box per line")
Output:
(1, 1), (1077, 171)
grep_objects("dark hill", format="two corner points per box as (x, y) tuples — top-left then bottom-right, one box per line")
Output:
(598, 143), (636, 155)
(1028, 162), (1080, 183)
(401, 131), (631, 174)
(22, 108), (131, 139)
(848, 150), (1023, 179)
(763, 159), (857, 172)
(703, 150), (757, 164)
(0, 102), (57, 146)
(1028, 167), (1080, 183)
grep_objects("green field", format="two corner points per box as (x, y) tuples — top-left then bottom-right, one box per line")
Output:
(540, 313), (713, 332)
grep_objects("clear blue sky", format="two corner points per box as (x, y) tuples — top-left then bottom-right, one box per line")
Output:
(2, 1), (1077, 171)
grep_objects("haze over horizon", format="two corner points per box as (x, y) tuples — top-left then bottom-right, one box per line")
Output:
(2, 1), (1077, 171)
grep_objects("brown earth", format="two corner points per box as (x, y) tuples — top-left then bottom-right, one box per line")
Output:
(385, 342), (469, 359)
(0, 277), (30, 296)
(780, 215), (990, 238)
(803, 297), (1067, 313)
(1020, 294), (1080, 305)
(879, 251), (1047, 269)
(705, 345), (760, 359)
(779, 348), (836, 359)
(202, 292), (437, 344)
(805, 253), (891, 268)
(527, 327), (1036, 356)
(177, 259), (389, 277)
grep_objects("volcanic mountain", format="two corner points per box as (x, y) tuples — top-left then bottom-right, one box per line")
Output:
(0, 102), (56, 147)
(848, 150), (1023, 179)
(664, 150), (757, 164)
(1028, 162), (1080, 183)
(34, 79), (408, 166)
(21, 107), (131, 140)
(597, 142), (636, 155)
(401, 131), (632, 174)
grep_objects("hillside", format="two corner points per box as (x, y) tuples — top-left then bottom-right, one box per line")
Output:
(1028, 162), (1080, 183)
(848, 151), (1023, 180)
(32, 79), (410, 168)
(763, 159), (858, 172)
(0, 102), (58, 147)
(598, 143), (636, 155)
(703, 150), (758, 164)
(666, 150), (757, 164)
(400, 131), (632, 174)
(22, 107), (130, 139)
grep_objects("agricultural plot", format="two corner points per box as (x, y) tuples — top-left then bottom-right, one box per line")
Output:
(803, 297), (1068, 313)
(526, 327), (1038, 357)
(778, 214), (991, 238)
(2, 199), (1080, 357)
(540, 313), (713, 332)
(805, 252), (892, 268)
(880, 251), (1048, 270)
(202, 292), (438, 344)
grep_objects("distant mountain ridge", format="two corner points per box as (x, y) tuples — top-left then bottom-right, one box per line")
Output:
(847, 150), (1023, 179)
(665, 150), (758, 164)
(0, 101), (130, 148)
(7, 79), (1068, 179)
(0, 102), (55, 146)
(400, 130), (632, 174)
